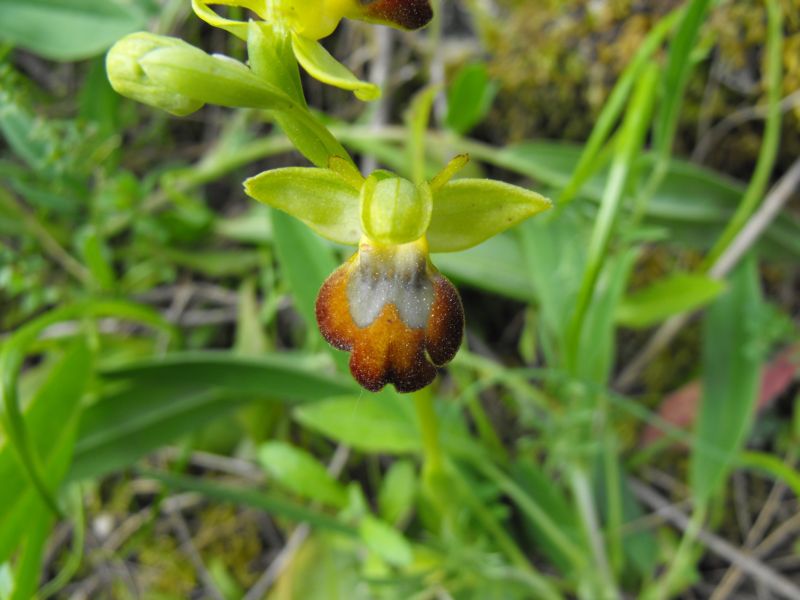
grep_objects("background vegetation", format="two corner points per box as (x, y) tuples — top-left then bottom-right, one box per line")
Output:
(1, 0), (799, 598)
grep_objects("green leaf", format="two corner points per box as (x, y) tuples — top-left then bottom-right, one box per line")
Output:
(358, 514), (413, 567)
(0, 342), (90, 563)
(259, 442), (348, 508)
(690, 256), (764, 504)
(270, 208), (341, 344)
(294, 394), (421, 453)
(576, 249), (638, 385)
(518, 210), (587, 360)
(291, 34), (380, 101)
(434, 232), (534, 301)
(143, 470), (355, 536)
(245, 168), (361, 245)
(427, 179), (551, 252)
(378, 460), (416, 525)
(653, 0), (711, 157)
(69, 352), (355, 480)
(0, 0), (147, 61)
(616, 273), (726, 328)
(7, 502), (53, 600)
(445, 62), (497, 134)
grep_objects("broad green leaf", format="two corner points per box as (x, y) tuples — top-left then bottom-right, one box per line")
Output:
(427, 179), (551, 252)
(445, 62), (497, 134)
(358, 514), (413, 567)
(0, 0), (147, 61)
(270, 207), (339, 324)
(616, 273), (726, 328)
(291, 34), (380, 101)
(378, 460), (416, 525)
(518, 210), (588, 361)
(690, 256), (763, 504)
(434, 232), (534, 301)
(0, 342), (89, 563)
(259, 442), (348, 508)
(294, 394), (420, 453)
(245, 168), (361, 245)
(70, 352), (355, 480)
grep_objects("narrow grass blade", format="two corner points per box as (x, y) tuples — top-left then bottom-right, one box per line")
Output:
(690, 255), (764, 504)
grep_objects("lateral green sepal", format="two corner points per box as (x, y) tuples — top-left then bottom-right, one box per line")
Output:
(427, 179), (552, 252)
(244, 168), (362, 245)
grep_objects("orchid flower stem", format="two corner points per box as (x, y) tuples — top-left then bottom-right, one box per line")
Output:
(412, 387), (443, 475)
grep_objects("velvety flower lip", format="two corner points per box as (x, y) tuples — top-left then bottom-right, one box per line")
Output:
(354, 0), (434, 30)
(315, 239), (464, 393)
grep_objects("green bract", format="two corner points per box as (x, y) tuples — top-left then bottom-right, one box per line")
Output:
(244, 158), (552, 251)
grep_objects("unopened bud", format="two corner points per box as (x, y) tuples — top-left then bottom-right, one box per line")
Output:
(106, 33), (204, 117)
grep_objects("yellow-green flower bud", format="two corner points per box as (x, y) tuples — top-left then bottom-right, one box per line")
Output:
(106, 33), (204, 117)
(106, 32), (203, 117)
(360, 172), (432, 246)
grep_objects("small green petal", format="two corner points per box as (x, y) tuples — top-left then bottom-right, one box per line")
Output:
(191, 0), (254, 39)
(427, 179), (551, 252)
(429, 154), (470, 192)
(291, 34), (381, 101)
(244, 168), (362, 245)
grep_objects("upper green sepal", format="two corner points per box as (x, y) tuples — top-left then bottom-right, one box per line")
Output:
(360, 172), (431, 245)
(244, 167), (362, 245)
(106, 33), (205, 116)
(427, 179), (552, 252)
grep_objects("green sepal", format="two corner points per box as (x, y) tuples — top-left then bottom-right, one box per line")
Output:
(244, 168), (361, 245)
(427, 179), (551, 252)
(360, 172), (432, 246)
(138, 45), (291, 109)
(106, 33), (205, 116)
(190, 0), (260, 40)
(291, 33), (380, 101)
